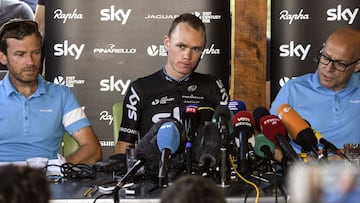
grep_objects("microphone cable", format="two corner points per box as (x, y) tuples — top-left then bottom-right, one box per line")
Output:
(229, 155), (260, 203)
(46, 163), (97, 180)
(61, 163), (97, 180)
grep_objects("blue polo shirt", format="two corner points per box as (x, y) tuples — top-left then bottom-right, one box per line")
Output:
(270, 71), (360, 152)
(0, 73), (91, 161)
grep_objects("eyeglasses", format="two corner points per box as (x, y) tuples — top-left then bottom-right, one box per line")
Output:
(314, 52), (360, 72)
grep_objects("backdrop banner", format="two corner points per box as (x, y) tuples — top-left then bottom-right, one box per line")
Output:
(44, 0), (230, 157)
(270, 0), (360, 101)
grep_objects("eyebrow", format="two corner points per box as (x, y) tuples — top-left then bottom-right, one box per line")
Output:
(322, 52), (347, 63)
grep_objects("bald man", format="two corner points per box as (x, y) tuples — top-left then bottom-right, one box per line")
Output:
(270, 26), (360, 158)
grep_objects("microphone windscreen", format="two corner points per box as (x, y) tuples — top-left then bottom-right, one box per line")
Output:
(135, 118), (184, 173)
(276, 104), (310, 139)
(157, 121), (180, 154)
(232, 111), (255, 130)
(253, 106), (270, 132)
(197, 103), (215, 125)
(192, 122), (221, 166)
(214, 105), (230, 121)
(227, 100), (246, 115)
(254, 133), (275, 158)
(276, 104), (318, 152)
(184, 104), (198, 114)
(260, 115), (287, 145)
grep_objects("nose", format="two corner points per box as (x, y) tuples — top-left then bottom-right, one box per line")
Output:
(183, 48), (192, 60)
(25, 54), (35, 65)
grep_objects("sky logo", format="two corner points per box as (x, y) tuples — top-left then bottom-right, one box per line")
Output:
(327, 5), (359, 24)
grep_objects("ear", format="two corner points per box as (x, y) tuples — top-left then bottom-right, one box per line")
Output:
(354, 61), (360, 72)
(0, 51), (8, 66)
(163, 35), (170, 50)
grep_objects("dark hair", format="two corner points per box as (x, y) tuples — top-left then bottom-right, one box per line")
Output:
(0, 19), (42, 54)
(168, 13), (206, 39)
(160, 175), (226, 203)
(0, 165), (50, 203)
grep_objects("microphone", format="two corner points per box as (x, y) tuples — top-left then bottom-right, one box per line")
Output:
(232, 111), (254, 174)
(156, 121), (181, 187)
(252, 106), (270, 133)
(116, 156), (146, 188)
(197, 102), (215, 127)
(192, 122), (221, 177)
(313, 129), (349, 160)
(260, 115), (300, 162)
(227, 100), (246, 115)
(214, 105), (231, 145)
(182, 104), (198, 175)
(276, 104), (320, 157)
(182, 104), (198, 141)
(254, 134), (275, 160)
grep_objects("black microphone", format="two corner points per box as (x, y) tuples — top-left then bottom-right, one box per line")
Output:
(116, 156), (146, 188)
(156, 121), (181, 187)
(232, 111), (254, 174)
(214, 105), (230, 146)
(197, 102), (215, 127)
(193, 122), (221, 177)
(252, 106), (270, 133)
(182, 104), (198, 175)
(313, 129), (350, 160)
(182, 104), (198, 141)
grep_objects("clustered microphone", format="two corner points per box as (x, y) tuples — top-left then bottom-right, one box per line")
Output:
(156, 121), (181, 187)
(182, 104), (198, 175)
(260, 115), (300, 162)
(313, 128), (350, 160)
(232, 111), (255, 174)
(182, 104), (198, 141)
(253, 106), (270, 133)
(276, 104), (320, 158)
(214, 105), (231, 145)
(254, 134), (275, 160)
(227, 100), (246, 115)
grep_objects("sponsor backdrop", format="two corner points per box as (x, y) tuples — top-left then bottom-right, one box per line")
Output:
(44, 0), (231, 157)
(270, 0), (360, 101)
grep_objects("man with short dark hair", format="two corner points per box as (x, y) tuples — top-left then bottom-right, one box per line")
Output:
(0, 19), (102, 163)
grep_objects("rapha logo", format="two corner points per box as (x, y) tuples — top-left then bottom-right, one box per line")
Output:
(279, 9), (310, 24)
(201, 44), (220, 59)
(53, 9), (84, 23)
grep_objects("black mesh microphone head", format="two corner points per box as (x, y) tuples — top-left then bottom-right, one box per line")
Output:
(214, 105), (230, 121)
(253, 106), (270, 133)
(295, 128), (318, 153)
(192, 122), (221, 167)
(197, 102), (215, 126)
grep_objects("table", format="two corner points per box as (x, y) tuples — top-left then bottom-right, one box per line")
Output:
(49, 172), (287, 203)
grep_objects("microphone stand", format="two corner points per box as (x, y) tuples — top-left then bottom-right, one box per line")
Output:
(184, 117), (195, 175)
(218, 120), (230, 188)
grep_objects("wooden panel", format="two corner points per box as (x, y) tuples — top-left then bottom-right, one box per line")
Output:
(231, 0), (268, 112)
